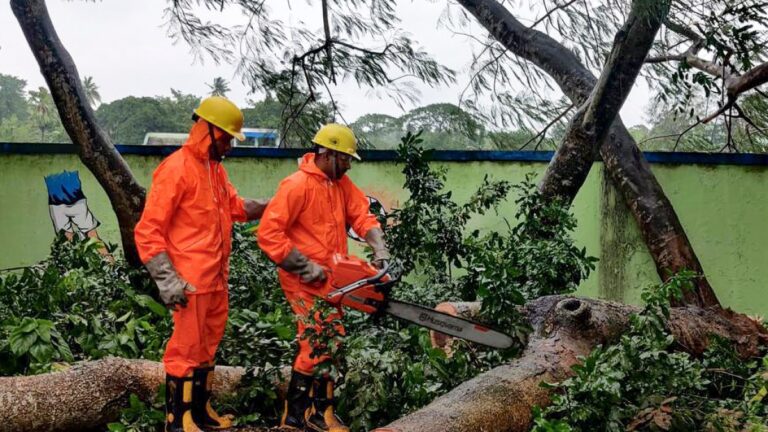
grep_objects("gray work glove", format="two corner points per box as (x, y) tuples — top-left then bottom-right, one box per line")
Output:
(145, 252), (196, 310)
(279, 248), (327, 284)
(365, 227), (391, 269)
(244, 197), (271, 221)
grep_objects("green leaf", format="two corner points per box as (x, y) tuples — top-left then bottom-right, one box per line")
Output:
(35, 320), (53, 343)
(135, 295), (168, 317)
(9, 327), (38, 355)
(274, 325), (294, 341)
(17, 318), (38, 333)
(29, 342), (54, 362)
(107, 423), (127, 432)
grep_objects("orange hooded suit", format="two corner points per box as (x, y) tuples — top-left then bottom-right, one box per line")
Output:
(135, 121), (247, 377)
(257, 153), (380, 373)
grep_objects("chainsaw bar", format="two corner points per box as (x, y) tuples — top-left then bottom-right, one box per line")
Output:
(384, 299), (515, 349)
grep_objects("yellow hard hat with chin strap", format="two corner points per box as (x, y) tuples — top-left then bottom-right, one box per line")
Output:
(193, 96), (245, 141)
(313, 123), (360, 160)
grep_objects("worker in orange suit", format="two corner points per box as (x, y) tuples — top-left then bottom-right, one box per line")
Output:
(134, 96), (269, 432)
(257, 123), (390, 432)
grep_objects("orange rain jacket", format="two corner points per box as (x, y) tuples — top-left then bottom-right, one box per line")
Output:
(257, 153), (380, 293)
(135, 121), (248, 294)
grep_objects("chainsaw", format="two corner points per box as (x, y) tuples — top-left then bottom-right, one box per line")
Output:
(320, 254), (514, 349)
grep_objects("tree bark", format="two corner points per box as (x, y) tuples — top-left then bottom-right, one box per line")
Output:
(0, 357), (243, 432)
(374, 296), (767, 432)
(726, 61), (768, 98)
(11, 0), (146, 266)
(0, 357), (294, 432)
(457, 0), (720, 308)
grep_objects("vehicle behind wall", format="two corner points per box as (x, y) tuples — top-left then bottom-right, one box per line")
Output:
(142, 128), (279, 147)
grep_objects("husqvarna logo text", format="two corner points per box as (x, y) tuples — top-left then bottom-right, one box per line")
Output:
(419, 313), (464, 333)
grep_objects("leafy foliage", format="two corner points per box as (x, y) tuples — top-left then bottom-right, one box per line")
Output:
(532, 272), (768, 431)
(641, 93), (768, 153)
(0, 235), (165, 375)
(352, 103), (549, 150)
(107, 392), (165, 432)
(469, 175), (597, 337)
(0, 73), (30, 123)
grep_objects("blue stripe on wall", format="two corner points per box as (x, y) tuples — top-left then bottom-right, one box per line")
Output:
(1, 143), (767, 166)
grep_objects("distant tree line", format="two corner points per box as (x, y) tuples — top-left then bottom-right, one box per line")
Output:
(1, 72), (765, 151)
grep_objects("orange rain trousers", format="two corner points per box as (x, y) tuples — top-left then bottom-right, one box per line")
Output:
(164, 291), (229, 377)
(283, 290), (345, 375)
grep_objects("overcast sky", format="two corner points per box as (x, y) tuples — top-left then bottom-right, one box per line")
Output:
(1, 0), (652, 128)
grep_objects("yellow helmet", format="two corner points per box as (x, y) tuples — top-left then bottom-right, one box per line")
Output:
(193, 96), (245, 141)
(312, 123), (360, 160)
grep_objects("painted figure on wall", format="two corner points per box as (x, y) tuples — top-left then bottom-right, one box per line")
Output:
(44, 170), (110, 257)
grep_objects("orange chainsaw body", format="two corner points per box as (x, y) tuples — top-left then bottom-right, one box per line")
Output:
(325, 254), (389, 314)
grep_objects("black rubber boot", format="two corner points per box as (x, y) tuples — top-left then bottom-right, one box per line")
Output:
(280, 369), (314, 430)
(165, 374), (203, 432)
(305, 376), (349, 432)
(192, 364), (235, 430)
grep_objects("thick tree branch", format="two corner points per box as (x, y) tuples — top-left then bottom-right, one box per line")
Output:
(690, 60), (768, 123)
(11, 0), (145, 266)
(581, 1), (670, 134)
(727, 61), (768, 98)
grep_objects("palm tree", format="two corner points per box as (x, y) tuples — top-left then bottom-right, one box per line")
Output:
(81, 76), (102, 108)
(207, 77), (230, 97)
(28, 87), (55, 141)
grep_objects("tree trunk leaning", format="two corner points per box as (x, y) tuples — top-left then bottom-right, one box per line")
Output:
(456, 0), (720, 307)
(539, 0), (670, 203)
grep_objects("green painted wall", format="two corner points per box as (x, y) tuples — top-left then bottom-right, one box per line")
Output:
(596, 163), (768, 314)
(0, 153), (765, 316)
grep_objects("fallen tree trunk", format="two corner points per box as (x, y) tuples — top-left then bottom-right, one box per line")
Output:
(2, 298), (764, 432)
(0, 357), (246, 432)
(375, 296), (767, 432)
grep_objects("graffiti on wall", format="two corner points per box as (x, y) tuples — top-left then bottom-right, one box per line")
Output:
(43, 170), (111, 258)
(44, 170), (101, 239)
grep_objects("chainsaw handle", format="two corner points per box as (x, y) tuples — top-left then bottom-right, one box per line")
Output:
(367, 262), (391, 284)
(325, 262), (391, 303)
